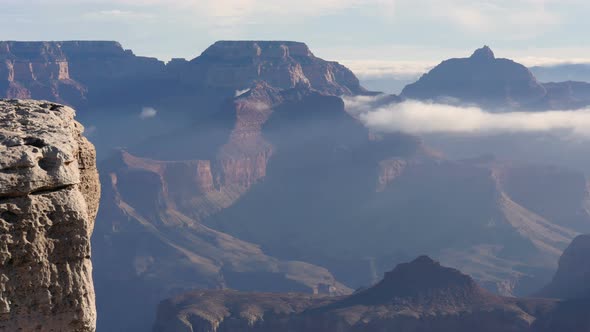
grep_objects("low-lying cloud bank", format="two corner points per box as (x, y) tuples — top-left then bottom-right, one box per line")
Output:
(344, 96), (590, 137)
(139, 107), (158, 119)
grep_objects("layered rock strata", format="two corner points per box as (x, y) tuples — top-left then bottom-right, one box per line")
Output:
(153, 256), (556, 332)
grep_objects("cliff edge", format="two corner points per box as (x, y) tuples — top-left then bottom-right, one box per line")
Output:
(0, 100), (100, 331)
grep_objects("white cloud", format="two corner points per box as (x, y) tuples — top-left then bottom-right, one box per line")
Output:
(344, 96), (590, 138)
(193, 0), (396, 25)
(343, 94), (395, 116)
(235, 88), (250, 97)
(139, 107), (158, 119)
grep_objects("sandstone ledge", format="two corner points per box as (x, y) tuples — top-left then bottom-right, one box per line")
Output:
(0, 99), (99, 331)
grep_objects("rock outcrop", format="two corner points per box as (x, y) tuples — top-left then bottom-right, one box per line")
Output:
(0, 100), (100, 331)
(153, 256), (556, 332)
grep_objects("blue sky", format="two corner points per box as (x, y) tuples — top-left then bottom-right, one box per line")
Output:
(3, 0), (590, 77)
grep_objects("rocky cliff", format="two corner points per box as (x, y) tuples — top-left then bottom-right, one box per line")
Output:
(0, 41), (165, 108)
(0, 42), (87, 104)
(530, 235), (590, 331)
(60, 41), (166, 106)
(539, 234), (590, 299)
(153, 256), (556, 332)
(177, 41), (370, 96)
(0, 100), (100, 331)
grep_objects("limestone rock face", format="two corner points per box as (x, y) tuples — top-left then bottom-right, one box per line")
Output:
(0, 100), (99, 331)
(185, 41), (368, 95)
(0, 42), (87, 105)
(0, 41), (166, 108)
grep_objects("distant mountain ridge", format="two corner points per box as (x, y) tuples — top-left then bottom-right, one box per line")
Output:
(5, 41), (590, 113)
(401, 46), (590, 110)
(1, 40), (371, 110)
(0, 41), (165, 106)
(531, 63), (590, 83)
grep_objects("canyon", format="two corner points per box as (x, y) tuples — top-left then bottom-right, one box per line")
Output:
(2, 40), (590, 331)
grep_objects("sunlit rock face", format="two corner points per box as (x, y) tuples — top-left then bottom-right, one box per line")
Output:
(183, 41), (369, 96)
(0, 41), (166, 108)
(0, 100), (100, 331)
(0, 42), (87, 104)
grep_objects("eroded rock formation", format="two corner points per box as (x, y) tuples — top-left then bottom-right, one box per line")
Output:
(0, 41), (165, 108)
(179, 41), (370, 95)
(153, 256), (556, 332)
(0, 100), (99, 331)
(0, 42), (87, 104)
(401, 46), (590, 110)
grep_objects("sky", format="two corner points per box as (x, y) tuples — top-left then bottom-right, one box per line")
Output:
(3, 0), (590, 78)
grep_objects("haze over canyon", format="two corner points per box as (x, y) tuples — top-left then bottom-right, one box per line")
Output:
(1, 38), (590, 332)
